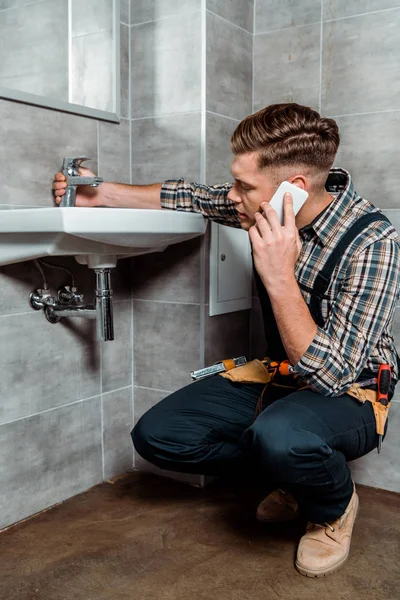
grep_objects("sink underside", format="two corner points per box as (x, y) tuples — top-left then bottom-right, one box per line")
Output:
(0, 207), (207, 267)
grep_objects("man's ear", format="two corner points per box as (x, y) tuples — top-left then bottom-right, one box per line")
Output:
(288, 175), (307, 190)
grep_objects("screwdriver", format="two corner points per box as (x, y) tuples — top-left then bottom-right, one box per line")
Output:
(377, 364), (391, 453)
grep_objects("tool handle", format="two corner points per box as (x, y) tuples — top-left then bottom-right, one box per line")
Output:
(377, 364), (391, 406)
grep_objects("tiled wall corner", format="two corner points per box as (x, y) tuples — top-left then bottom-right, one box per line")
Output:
(130, 0), (201, 25)
(205, 112), (238, 184)
(103, 387), (134, 480)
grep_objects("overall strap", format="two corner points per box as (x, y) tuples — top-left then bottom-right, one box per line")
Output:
(306, 212), (391, 326)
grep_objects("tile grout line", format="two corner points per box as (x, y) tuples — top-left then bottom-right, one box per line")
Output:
(132, 298), (201, 306)
(130, 8), (253, 34)
(256, 20), (322, 36)
(0, 395), (104, 429)
(131, 110), (201, 121)
(329, 108), (400, 118)
(0, 0), (47, 13)
(135, 385), (174, 394)
(254, 5), (400, 37)
(131, 9), (201, 28)
(207, 110), (240, 123)
(206, 9), (253, 35)
(324, 5), (400, 23)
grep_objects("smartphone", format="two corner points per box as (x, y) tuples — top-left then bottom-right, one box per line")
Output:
(268, 181), (308, 225)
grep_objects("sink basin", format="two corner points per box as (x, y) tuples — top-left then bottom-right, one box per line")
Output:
(0, 207), (207, 267)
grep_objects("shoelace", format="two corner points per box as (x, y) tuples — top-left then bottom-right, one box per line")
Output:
(308, 512), (348, 534)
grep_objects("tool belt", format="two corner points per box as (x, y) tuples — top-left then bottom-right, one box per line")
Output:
(219, 359), (391, 438)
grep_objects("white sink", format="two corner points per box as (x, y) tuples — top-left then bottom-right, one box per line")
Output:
(0, 207), (207, 268)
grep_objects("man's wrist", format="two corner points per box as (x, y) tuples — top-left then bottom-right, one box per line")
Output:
(262, 274), (298, 299)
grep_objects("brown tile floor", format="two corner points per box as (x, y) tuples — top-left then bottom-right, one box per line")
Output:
(1, 472), (399, 600)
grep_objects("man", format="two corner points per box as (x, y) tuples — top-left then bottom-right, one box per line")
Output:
(53, 103), (400, 577)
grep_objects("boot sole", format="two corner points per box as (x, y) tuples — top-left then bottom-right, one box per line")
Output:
(295, 493), (359, 578)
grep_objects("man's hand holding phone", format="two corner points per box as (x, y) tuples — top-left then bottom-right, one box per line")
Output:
(249, 182), (307, 292)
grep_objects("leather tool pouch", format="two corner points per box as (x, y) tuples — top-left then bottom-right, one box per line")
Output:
(219, 359), (273, 384)
(346, 384), (391, 436)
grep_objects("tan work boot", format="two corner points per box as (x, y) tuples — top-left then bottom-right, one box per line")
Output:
(295, 488), (359, 577)
(256, 489), (300, 523)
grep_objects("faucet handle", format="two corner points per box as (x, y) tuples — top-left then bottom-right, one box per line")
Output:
(62, 156), (93, 176)
(59, 156), (103, 207)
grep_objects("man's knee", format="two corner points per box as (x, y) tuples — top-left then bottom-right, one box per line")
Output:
(131, 409), (161, 462)
(241, 403), (333, 481)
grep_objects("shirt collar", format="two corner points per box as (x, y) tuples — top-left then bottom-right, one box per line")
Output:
(299, 168), (357, 247)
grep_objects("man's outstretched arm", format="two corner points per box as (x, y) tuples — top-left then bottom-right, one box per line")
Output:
(53, 172), (240, 227)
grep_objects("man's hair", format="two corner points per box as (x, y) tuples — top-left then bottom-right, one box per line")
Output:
(231, 103), (340, 188)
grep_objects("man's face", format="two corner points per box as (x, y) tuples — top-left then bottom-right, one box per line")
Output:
(227, 152), (279, 231)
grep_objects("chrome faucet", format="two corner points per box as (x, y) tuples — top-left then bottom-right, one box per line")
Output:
(59, 157), (103, 207)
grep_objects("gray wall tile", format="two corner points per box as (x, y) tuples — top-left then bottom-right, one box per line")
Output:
(321, 10), (400, 115)
(0, 312), (100, 425)
(134, 301), (200, 390)
(0, 397), (103, 530)
(350, 400), (400, 493)
(255, 0), (321, 33)
(71, 29), (114, 113)
(120, 23), (130, 119)
(71, 0), (113, 36)
(130, 0), (201, 25)
(103, 387), (133, 479)
(334, 112), (400, 209)
(134, 386), (167, 423)
(206, 112), (238, 184)
(120, 0), (129, 23)
(254, 23), (321, 112)
(0, 0), (39, 7)
(131, 12), (202, 118)
(0, 0), (68, 101)
(207, 0), (254, 32)
(323, 0), (400, 21)
(204, 306), (250, 365)
(101, 300), (132, 394)
(0, 99), (97, 207)
(131, 112), (202, 183)
(132, 237), (202, 303)
(207, 11), (252, 121)
(99, 118), (131, 184)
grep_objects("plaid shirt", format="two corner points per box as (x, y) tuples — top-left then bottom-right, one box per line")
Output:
(161, 169), (400, 396)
